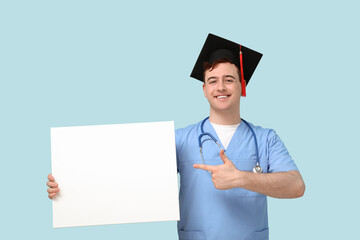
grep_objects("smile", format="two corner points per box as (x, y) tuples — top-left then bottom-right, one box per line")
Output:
(215, 95), (230, 99)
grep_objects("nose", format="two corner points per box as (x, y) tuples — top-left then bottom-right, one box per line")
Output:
(217, 80), (227, 91)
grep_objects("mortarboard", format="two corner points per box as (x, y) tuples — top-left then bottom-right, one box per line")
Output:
(190, 33), (263, 97)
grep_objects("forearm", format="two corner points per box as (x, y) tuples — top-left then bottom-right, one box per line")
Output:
(235, 170), (305, 199)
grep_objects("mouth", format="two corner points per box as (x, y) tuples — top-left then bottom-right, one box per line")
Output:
(215, 95), (230, 99)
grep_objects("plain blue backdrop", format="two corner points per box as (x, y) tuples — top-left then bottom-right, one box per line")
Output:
(1, 0), (359, 239)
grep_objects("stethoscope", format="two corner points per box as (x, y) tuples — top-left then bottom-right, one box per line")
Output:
(198, 117), (262, 173)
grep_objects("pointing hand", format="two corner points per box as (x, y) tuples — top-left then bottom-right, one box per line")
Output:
(193, 150), (241, 190)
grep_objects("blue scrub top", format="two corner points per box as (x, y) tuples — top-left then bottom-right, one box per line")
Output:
(175, 119), (298, 240)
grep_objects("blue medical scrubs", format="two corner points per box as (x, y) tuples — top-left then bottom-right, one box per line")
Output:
(175, 119), (298, 240)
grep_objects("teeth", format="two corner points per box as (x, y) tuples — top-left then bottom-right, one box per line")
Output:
(217, 95), (228, 99)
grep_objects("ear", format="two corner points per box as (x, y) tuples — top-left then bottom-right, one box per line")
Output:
(203, 82), (206, 98)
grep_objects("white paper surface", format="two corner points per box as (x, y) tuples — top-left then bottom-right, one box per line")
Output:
(50, 121), (179, 228)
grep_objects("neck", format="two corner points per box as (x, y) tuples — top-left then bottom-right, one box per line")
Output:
(209, 108), (241, 125)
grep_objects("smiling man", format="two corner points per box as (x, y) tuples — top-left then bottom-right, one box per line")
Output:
(47, 34), (305, 240)
(174, 34), (305, 240)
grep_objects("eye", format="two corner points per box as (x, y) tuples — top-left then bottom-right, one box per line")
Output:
(209, 80), (216, 84)
(226, 78), (234, 82)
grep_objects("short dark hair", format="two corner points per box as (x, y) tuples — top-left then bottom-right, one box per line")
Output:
(202, 58), (241, 82)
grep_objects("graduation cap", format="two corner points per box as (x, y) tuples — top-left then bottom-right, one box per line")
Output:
(190, 33), (263, 97)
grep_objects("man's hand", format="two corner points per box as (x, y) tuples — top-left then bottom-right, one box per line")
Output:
(193, 150), (305, 198)
(47, 174), (59, 199)
(193, 150), (241, 190)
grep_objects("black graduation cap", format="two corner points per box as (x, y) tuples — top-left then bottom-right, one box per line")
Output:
(190, 33), (263, 96)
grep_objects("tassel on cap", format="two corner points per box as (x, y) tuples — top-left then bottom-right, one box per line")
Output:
(239, 45), (246, 97)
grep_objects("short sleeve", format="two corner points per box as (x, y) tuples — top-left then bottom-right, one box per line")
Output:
(267, 130), (298, 173)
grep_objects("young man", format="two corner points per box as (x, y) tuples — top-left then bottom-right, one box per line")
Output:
(47, 34), (305, 240)
(174, 34), (304, 239)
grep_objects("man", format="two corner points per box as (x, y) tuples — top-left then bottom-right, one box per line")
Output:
(47, 33), (305, 240)
(174, 34), (304, 239)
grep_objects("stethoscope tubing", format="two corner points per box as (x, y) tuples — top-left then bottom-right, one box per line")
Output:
(198, 117), (262, 173)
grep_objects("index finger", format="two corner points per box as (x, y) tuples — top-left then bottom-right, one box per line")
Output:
(193, 164), (216, 172)
(48, 173), (54, 181)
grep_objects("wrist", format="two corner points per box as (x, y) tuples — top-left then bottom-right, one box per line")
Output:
(235, 169), (247, 188)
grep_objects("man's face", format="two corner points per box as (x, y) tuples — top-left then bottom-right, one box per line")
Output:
(203, 62), (242, 114)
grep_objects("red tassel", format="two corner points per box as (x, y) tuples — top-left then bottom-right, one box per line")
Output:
(239, 45), (246, 97)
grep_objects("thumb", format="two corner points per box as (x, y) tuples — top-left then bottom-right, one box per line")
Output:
(220, 149), (229, 164)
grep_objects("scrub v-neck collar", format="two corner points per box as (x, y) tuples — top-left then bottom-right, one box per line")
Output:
(203, 118), (246, 153)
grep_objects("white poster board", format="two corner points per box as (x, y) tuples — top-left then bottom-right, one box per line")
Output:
(50, 121), (179, 228)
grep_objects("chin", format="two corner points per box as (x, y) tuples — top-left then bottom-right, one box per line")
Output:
(211, 105), (233, 113)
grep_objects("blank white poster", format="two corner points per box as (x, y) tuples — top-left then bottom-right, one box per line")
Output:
(50, 121), (179, 228)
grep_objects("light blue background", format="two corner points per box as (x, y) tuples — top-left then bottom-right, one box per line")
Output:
(1, 0), (359, 239)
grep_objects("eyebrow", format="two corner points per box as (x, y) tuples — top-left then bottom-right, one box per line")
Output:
(224, 75), (235, 79)
(206, 75), (236, 82)
(206, 76), (218, 82)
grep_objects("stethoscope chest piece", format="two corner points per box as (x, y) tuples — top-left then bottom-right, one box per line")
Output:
(253, 163), (263, 173)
